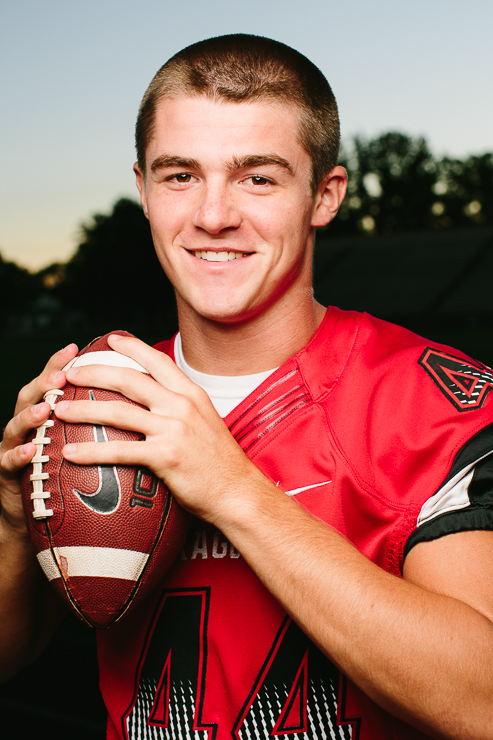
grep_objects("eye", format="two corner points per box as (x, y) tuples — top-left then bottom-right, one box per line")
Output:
(170, 173), (193, 184)
(251, 175), (269, 186)
(247, 175), (273, 187)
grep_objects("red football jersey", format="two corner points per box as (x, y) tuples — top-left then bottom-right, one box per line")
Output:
(98, 307), (493, 739)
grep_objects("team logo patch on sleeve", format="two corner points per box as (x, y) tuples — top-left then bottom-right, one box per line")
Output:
(419, 348), (493, 411)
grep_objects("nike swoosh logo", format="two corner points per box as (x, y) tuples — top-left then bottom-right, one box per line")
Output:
(72, 391), (121, 514)
(285, 481), (332, 497)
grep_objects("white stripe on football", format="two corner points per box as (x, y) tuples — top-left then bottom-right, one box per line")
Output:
(63, 350), (147, 374)
(37, 546), (149, 581)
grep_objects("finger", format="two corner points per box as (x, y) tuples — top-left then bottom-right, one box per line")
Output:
(1, 443), (36, 476)
(42, 343), (79, 375)
(62, 439), (156, 469)
(107, 334), (199, 396)
(15, 344), (79, 414)
(64, 362), (208, 420)
(64, 363), (164, 408)
(54, 398), (156, 435)
(2, 402), (52, 452)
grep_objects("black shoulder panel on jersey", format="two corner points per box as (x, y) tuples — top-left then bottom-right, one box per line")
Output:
(442, 422), (493, 486)
(404, 449), (493, 558)
(418, 348), (493, 411)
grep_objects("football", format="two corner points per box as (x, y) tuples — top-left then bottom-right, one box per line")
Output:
(21, 331), (190, 629)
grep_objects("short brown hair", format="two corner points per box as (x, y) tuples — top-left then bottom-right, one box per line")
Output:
(135, 34), (340, 193)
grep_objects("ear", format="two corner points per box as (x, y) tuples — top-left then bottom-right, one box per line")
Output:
(311, 166), (348, 228)
(133, 162), (149, 219)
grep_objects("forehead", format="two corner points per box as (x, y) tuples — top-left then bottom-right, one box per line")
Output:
(146, 95), (307, 168)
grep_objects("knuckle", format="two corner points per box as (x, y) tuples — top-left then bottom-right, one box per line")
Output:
(178, 395), (197, 419)
(2, 416), (14, 441)
(2, 416), (21, 448)
(43, 370), (65, 389)
(16, 382), (33, 408)
(0, 448), (17, 473)
(170, 417), (188, 439)
(192, 383), (208, 403)
(162, 441), (180, 468)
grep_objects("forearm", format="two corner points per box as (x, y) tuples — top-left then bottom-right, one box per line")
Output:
(217, 475), (493, 739)
(0, 343), (78, 681)
(0, 519), (65, 681)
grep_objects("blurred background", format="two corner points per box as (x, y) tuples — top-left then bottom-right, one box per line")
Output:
(1, 0), (492, 736)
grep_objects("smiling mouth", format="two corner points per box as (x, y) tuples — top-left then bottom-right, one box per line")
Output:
(191, 251), (249, 262)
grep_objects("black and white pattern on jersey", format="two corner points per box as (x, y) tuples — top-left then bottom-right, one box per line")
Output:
(419, 348), (493, 411)
(233, 617), (359, 740)
(127, 678), (207, 740)
(123, 589), (216, 740)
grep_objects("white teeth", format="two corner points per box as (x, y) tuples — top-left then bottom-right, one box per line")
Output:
(192, 251), (246, 261)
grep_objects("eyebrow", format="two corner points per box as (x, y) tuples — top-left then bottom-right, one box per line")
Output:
(150, 155), (201, 172)
(149, 153), (294, 175)
(228, 155), (294, 175)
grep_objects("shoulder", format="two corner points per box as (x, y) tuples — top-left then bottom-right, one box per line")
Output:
(304, 307), (493, 497)
(300, 309), (493, 569)
(304, 307), (493, 424)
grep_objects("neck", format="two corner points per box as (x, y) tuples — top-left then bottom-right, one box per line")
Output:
(177, 289), (327, 376)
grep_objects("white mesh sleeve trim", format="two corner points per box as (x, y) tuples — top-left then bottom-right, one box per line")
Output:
(417, 450), (492, 526)
(37, 547), (149, 581)
(63, 351), (147, 373)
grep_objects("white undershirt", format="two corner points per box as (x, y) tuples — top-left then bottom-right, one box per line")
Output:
(174, 333), (277, 418)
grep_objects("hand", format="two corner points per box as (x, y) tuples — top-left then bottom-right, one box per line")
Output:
(56, 334), (266, 525)
(0, 343), (79, 538)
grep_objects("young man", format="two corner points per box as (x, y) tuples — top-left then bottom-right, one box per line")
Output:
(1, 34), (493, 739)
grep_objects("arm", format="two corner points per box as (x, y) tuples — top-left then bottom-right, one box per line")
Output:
(0, 344), (78, 680)
(223, 494), (493, 739)
(57, 334), (493, 739)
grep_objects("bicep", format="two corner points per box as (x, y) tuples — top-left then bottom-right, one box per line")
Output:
(403, 529), (493, 623)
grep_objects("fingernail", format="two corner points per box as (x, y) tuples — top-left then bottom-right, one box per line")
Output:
(32, 403), (47, 415)
(66, 366), (80, 377)
(49, 371), (62, 383)
(109, 333), (123, 341)
(21, 444), (32, 455)
(57, 401), (70, 412)
(63, 444), (77, 456)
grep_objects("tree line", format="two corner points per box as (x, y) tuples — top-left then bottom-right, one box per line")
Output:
(332, 132), (493, 236)
(2, 132), (492, 341)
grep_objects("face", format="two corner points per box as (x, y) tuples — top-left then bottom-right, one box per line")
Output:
(135, 95), (345, 327)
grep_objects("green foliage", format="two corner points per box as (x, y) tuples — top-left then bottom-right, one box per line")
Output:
(0, 254), (42, 335)
(329, 133), (493, 237)
(433, 153), (493, 228)
(48, 198), (178, 339)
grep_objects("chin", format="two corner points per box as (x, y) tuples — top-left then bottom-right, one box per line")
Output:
(186, 299), (261, 325)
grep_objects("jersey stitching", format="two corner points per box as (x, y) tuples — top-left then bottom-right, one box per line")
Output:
(227, 368), (298, 428)
(243, 399), (311, 452)
(231, 385), (303, 432)
(235, 393), (311, 446)
(230, 384), (306, 438)
(247, 399), (317, 461)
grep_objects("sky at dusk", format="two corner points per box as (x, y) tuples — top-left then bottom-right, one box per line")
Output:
(2, 0), (492, 270)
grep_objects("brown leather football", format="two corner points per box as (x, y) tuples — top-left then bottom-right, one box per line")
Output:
(21, 331), (190, 628)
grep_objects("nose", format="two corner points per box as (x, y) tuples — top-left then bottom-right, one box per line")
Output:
(192, 181), (242, 234)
